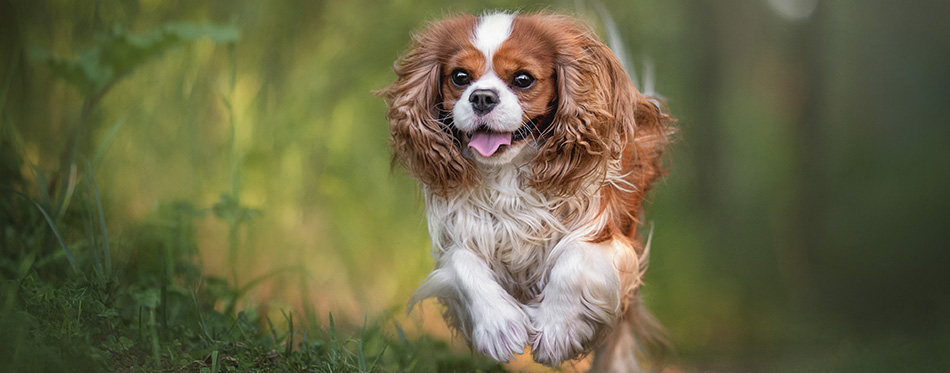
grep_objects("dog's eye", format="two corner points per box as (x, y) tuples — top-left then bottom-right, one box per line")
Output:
(451, 69), (471, 86)
(512, 72), (535, 88)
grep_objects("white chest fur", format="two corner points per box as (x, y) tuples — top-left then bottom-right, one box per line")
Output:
(424, 163), (591, 301)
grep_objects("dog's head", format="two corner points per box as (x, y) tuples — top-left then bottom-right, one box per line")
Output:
(380, 12), (669, 197)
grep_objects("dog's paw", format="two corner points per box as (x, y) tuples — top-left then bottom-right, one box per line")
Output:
(529, 306), (596, 366)
(470, 303), (532, 362)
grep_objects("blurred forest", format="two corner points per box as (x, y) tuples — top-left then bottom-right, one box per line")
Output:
(2, 0), (949, 371)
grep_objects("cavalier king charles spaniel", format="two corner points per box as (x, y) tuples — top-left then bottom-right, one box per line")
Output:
(379, 11), (673, 370)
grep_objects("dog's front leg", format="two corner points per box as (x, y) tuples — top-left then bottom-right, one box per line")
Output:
(414, 248), (531, 362)
(529, 237), (636, 366)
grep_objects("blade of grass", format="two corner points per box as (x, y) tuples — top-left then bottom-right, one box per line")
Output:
(393, 321), (410, 350)
(80, 202), (104, 282)
(30, 165), (51, 211)
(211, 350), (220, 373)
(84, 161), (111, 277)
(265, 314), (279, 345)
(328, 312), (338, 358)
(149, 307), (161, 371)
(77, 169), (103, 282)
(370, 343), (388, 371)
(90, 112), (129, 167)
(14, 251), (37, 282)
(33, 200), (78, 273)
(52, 162), (78, 223)
(56, 79), (112, 223)
(280, 309), (294, 357)
(191, 287), (214, 343)
(358, 314), (367, 371)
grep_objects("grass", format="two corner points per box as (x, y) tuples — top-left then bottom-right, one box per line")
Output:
(0, 175), (506, 372)
(0, 20), (505, 372)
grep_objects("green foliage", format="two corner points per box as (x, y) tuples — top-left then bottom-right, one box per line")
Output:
(27, 23), (239, 96)
(0, 16), (503, 373)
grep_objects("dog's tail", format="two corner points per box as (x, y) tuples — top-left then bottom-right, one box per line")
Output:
(590, 295), (669, 372)
(591, 228), (669, 372)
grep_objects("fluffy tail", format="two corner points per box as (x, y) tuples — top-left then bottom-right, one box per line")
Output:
(592, 226), (669, 372)
(590, 296), (669, 372)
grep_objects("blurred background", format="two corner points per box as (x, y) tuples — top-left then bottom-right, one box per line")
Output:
(2, 0), (948, 370)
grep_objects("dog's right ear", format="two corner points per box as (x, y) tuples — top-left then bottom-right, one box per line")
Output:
(377, 16), (479, 197)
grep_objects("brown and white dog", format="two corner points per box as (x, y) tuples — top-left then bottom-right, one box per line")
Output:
(379, 11), (673, 370)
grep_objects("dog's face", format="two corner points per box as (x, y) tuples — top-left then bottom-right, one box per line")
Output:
(438, 13), (558, 165)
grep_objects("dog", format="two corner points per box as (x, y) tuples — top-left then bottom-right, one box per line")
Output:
(378, 11), (673, 370)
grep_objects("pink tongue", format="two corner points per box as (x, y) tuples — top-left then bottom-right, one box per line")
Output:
(468, 131), (512, 157)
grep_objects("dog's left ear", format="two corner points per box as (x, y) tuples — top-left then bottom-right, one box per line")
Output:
(529, 15), (673, 198)
(529, 16), (636, 196)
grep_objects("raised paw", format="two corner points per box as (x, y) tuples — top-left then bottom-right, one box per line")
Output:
(529, 307), (597, 366)
(470, 303), (532, 362)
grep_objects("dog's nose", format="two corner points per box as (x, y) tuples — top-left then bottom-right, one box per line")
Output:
(469, 89), (499, 115)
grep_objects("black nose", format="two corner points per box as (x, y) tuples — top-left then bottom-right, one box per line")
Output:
(469, 89), (499, 115)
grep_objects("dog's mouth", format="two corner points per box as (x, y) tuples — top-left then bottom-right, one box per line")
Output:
(463, 123), (536, 157)
(439, 107), (551, 158)
(467, 129), (511, 157)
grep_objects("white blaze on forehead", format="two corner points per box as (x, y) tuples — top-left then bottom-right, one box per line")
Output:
(473, 12), (515, 64)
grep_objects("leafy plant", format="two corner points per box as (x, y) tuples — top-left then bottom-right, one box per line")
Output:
(28, 22), (239, 96)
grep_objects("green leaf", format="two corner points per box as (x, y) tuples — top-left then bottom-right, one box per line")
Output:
(26, 46), (107, 95)
(118, 336), (134, 350)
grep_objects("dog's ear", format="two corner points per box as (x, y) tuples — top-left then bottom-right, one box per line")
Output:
(527, 15), (674, 202)
(528, 15), (633, 197)
(377, 16), (479, 197)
